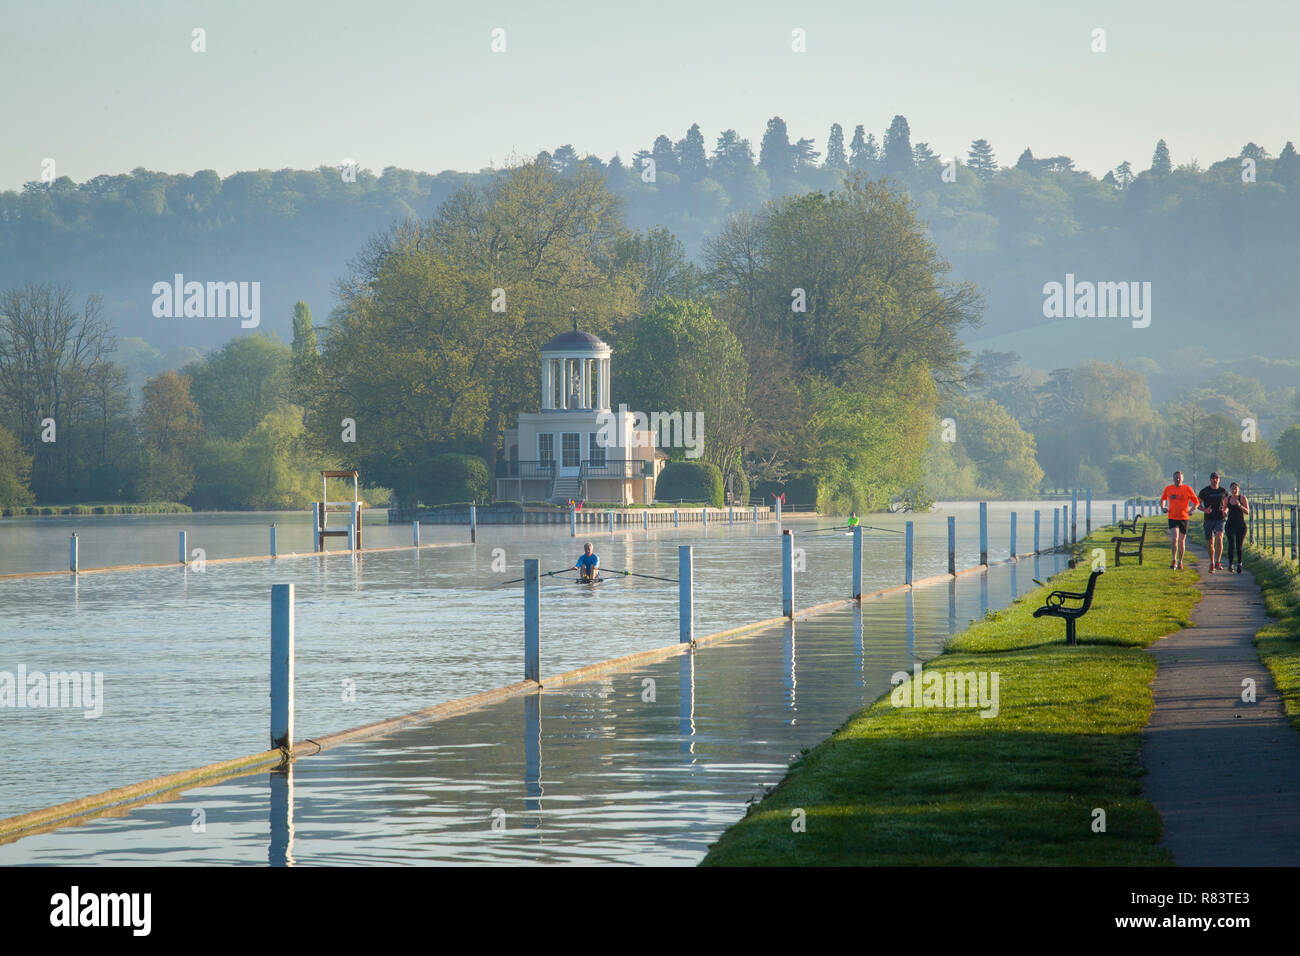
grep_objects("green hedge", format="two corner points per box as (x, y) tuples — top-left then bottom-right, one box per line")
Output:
(656, 461), (724, 507)
(754, 472), (824, 508)
(1, 502), (191, 517)
(421, 454), (491, 506)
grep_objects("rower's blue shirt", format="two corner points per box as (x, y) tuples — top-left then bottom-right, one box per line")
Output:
(577, 553), (599, 571)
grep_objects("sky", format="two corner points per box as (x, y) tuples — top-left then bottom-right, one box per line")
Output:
(1, 0), (1297, 189)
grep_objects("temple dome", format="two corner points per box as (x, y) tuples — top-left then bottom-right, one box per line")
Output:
(541, 328), (607, 352)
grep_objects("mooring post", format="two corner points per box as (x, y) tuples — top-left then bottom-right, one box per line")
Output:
(775, 497), (782, 526)
(470, 504), (477, 543)
(1034, 510), (1041, 554)
(179, 530), (187, 566)
(312, 502), (321, 552)
(947, 515), (956, 575)
(781, 529), (794, 618)
(270, 524), (278, 558)
(702, 507), (707, 527)
(413, 520), (420, 547)
(1292, 506), (1297, 562)
(752, 505), (757, 523)
(570, 504), (576, 537)
(270, 583), (294, 751)
(679, 545), (694, 643)
(607, 509), (613, 534)
(643, 510), (648, 531)
(1053, 508), (1060, 550)
(852, 525), (863, 602)
(1010, 512), (1017, 559)
(1071, 489), (1078, 543)
(979, 502), (988, 565)
(1085, 488), (1092, 535)
(69, 533), (78, 573)
(1112, 503), (1117, 526)
(524, 559), (540, 682)
(905, 520), (914, 585)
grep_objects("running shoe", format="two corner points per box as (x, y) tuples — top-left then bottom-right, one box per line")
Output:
(1177, 562), (1183, 570)
(1236, 564), (1243, 573)
(1170, 560), (1177, 569)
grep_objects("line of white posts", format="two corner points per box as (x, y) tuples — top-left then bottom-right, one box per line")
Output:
(263, 498), (1105, 750)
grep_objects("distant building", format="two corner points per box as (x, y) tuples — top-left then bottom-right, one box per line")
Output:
(498, 322), (663, 504)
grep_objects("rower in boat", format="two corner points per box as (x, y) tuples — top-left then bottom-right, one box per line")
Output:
(571, 542), (601, 583)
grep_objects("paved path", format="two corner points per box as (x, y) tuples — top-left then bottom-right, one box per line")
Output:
(1142, 541), (1300, 865)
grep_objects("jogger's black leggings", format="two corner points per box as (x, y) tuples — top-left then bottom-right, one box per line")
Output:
(1225, 524), (1246, 565)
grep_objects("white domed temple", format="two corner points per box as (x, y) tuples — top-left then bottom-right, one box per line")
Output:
(498, 322), (664, 504)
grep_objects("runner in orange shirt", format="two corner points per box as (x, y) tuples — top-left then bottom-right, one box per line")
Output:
(1159, 471), (1200, 570)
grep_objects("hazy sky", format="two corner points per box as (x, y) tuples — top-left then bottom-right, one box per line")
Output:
(2, 0), (1296, 190)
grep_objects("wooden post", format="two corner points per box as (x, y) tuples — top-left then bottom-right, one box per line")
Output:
(469, 504), (477, 543)
(179, 530), (188, 566)
(270, 584), (294, 751)
(1010, 512), (1017, 559)
(69, 533), (78, 573)
(1034, 510), (1041, 554)
(947, 516), (956, 575)
(781, 530), (794, 618)
(979, 502), (988, 565)
(524, 559), (540, 683)
(905, 521), (914, 585)
(679, 545), (694, 643)
(852, 525), (863, 601)
(270, 524), (277, 558)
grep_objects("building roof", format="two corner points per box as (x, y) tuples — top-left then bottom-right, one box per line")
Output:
(541, 328), (608, 353)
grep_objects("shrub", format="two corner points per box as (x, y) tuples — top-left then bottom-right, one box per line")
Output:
(421, 453), (491, 506)
(656, 461), (724, 507)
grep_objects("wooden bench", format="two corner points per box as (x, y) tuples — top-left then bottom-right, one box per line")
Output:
(1033, 569), (1104, 646)
(1117, 514), (1141, 534)
(1110, 522), (1148, 566)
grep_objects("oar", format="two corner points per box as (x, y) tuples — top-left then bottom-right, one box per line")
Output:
(495, 567), (575, 587)
(600, 567), (679, 584)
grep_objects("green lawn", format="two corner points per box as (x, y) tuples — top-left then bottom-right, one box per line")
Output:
(701, 527), (1200, 866)
(1243, 544), (1300, 730)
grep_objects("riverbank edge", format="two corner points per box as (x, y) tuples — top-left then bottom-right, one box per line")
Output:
(701, 526), (1203, 866)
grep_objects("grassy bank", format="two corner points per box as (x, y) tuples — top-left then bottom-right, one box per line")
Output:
(1243, 544), (1300, 730)
(702, 527), (1200, 866)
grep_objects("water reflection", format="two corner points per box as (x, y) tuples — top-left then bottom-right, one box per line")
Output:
(269, 763), (294, 867)
(782, 621), (797, 725)
(852, 606), (864, 688)
(678, 651), (695, 757)
(524, 694), (542, 813)
(905, 591), (915, 657)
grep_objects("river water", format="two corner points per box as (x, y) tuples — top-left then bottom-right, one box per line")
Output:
(0, 500), (1114, 826)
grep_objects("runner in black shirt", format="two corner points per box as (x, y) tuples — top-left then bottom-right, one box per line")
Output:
(1198, 472), (1230, 573)
(1225, 482), (1249, 573)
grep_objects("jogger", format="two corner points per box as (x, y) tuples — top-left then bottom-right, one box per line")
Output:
(1159, 471), (1199, 571)
(1225, 482), (1249, 573)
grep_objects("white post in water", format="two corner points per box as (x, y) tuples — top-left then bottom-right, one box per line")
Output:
(1071, 489), (1078, 543)
(608, 510), (614, 534)
(179, 530), (188, 566)
(270, 583), (295, 751)
(643, 510), (648, 531)
(673, 509), (679, 527)
(413, 520), (420, 547)
(979, 502), (988, 565)
(1112, 503), (1117, 526)
(702, 508), (708, 527)
(852, 525), (863, 602)
(1086, 487), (1092, 535)
(781, 530), (794, 618)
(270, 524), (278, 558)
(679, 545), (694, 643)
(752, 505), (757, 523)
(69, 533), (79, 573)
(470, 504), (477, 543)
(1034, 511), (1041, 554)
(947, 516), (956, 575)
(1010, 512), (1017, 559)
(775, 497), (782, 526)
(905, 521), (914, 585)
(312, 502), (321, 552)
(729, 507), (734, 524)
(1053, 508), (1060, 549)
(570, 504), (576, 537)
(524, 559), (540, 682)
(351, 501), (359, 550)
